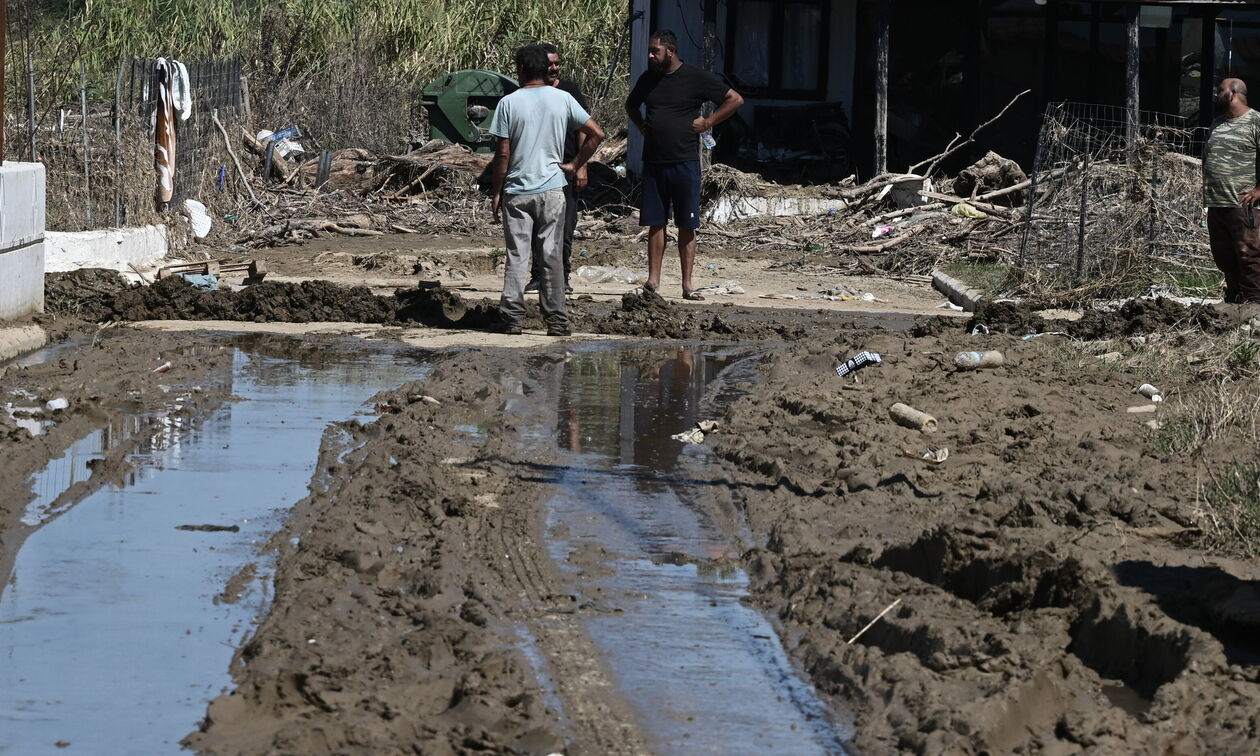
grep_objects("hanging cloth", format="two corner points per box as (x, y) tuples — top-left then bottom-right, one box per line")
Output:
(154, 57), (177, 207)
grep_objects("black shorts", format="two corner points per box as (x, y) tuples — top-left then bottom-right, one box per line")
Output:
(640, 160), (701, 229)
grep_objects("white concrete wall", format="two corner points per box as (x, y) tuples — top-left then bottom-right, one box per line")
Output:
(0, 162), (47, 320)
(45, 225), (169, 274)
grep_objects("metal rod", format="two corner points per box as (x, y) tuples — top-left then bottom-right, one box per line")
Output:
(1, 0), (7, 165)
(25, 9), (36, 162)
(80, 57), (92, 227)
(114, 55), (125, 226)
(1125, 3), (1140, 151)
(1075, 149), (1091, 283)
(874, 0), (890, 175)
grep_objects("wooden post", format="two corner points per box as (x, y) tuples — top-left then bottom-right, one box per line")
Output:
(875, 0), (890, 175)
(1125, 3), (1140, 149)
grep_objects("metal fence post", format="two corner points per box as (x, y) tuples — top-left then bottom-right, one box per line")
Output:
(114, 55), (125, 227)
(80, 57), (92, 227)
(1074, 148), (1091, 283)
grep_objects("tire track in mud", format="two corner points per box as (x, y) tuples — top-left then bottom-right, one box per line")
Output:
(474, 451), (652, 756)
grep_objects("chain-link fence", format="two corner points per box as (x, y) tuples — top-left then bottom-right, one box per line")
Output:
(1018, 102), (1213, 294)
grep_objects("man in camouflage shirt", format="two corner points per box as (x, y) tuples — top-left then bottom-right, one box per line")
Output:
(1204, 77), (1260, 303)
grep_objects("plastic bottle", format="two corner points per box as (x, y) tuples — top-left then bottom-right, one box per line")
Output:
(953, 350), (1005, 370)
(701, 130), (716, 150)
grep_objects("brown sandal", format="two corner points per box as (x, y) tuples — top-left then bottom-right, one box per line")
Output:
(682, 289), (705, 301)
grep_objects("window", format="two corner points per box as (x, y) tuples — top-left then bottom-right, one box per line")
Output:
(727, 0), (829, 98)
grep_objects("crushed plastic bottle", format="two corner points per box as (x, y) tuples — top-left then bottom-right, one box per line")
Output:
(701, 130), (717, 150)
(574, 265), (646, 284)
(953, 350), (1005, 370)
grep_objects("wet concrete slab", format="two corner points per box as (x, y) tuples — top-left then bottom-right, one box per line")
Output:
(534, 344), (849, 754)
(0, 344), (429, 753)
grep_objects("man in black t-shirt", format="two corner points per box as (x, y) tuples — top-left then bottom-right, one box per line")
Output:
(625, 29), (743, 300)
(526, 43), (590, 294)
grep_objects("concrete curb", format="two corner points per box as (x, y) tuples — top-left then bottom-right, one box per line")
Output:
(931, 270), (985, 312)
(0, 325), (48, 363)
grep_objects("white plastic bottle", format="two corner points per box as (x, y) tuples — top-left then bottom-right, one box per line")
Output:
(953, 350), (1005, 370)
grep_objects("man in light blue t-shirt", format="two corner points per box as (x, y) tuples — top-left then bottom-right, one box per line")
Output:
(490, 44), (605, 336)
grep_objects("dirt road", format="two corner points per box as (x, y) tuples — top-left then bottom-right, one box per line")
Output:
(3, 240), (1260, 754)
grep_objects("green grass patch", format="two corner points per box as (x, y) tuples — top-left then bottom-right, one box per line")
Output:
(938, 262), (1012, 297)
(1198, 459), (1260, 558)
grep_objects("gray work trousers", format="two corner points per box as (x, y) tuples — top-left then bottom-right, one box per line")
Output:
(530, 179), (578, 283)
(501, 188), (568, 327)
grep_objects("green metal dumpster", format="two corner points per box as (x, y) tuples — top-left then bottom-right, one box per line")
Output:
(420, 69), (519, 153)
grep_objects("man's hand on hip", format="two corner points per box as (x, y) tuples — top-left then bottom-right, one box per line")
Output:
(1242, 186), (1260, 207)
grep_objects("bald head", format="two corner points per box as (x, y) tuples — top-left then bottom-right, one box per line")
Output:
(1222, 78), (1248, 98)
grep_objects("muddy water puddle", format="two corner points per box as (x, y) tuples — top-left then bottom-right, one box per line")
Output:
(0, 342), (428, 753)
(534, 344), (848, 754)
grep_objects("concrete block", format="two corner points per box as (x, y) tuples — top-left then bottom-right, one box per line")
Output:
(0, 161), (47, 320)
(45, 225), (168, 274)
(0, 161), (46, 247)
(0, 325), (48, 363)
(931, 269), (985, 312)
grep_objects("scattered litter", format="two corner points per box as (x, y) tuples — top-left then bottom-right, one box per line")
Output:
(697, 280), (745, 296)
(1126, 405), (1159, 414)
(177, 273), (219, 291)
(44, 397), (69, 411)
(182, 198), (212, 238)
(872, 224), (894, 238)
(901, 447), (949, 465)
(938, 301), (964, 312)
(759, 293), (800, 300)
(673, 419), (719, 444)
(1144, 419), (1163, 430)
(1021, 331), (1069, 340)
(1136, 383), (1164, 402)
(420, 395), (441, 406)
(374, 402), (399, 413)
(889, 402), (938, 432)
(953, 350), (1005, 370)
(847, 597), (902, 645)
(672, 428), (705, 444)
(835, 351), (882, 377)
(574, 265), (646, 284)
(970, 323), (989, 334)
(950, 202), (988, 219)
(153, 361), (172, 373)
(175, 523), (240, 532)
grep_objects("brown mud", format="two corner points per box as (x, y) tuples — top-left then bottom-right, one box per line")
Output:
(714, 329), (1260, 754)
(5, 275), (1260, 753)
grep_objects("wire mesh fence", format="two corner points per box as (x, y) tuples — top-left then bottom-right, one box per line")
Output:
(1018, 102), (1214, 295)
(12, 56), (246, 235)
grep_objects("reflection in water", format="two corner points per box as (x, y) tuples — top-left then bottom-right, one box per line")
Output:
(556, 347), (729, 490)
(1, 344), (430, 754)
(539, 344), (848, 755)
